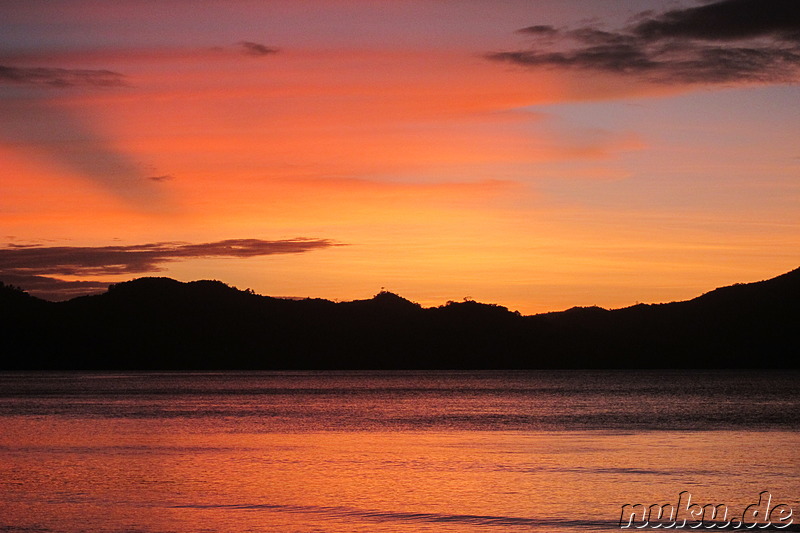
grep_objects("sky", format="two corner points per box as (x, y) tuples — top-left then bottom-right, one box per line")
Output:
(1, 0), (798, 313)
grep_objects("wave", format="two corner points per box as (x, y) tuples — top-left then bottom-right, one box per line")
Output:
(173, 502), (619, 530)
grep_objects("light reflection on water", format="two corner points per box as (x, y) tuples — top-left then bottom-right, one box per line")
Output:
(0, 371), (798, 532)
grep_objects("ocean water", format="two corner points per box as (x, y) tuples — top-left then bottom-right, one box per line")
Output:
(0, 370), (798, 532)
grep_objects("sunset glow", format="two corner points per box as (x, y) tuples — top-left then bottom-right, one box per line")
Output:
(2, 0), (798, 313)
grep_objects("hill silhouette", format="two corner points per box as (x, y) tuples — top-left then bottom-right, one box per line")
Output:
(1, 268), (798, 369)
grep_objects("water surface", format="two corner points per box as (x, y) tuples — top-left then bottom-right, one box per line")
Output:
(1, 371), (798, 532)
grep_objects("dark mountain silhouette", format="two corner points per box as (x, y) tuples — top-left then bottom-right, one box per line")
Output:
(1, 268), (798, 369)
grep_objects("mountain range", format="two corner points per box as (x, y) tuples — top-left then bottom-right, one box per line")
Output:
(1, 267), (798, 369)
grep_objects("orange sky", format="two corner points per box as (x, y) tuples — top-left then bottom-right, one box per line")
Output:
(1, 0), (799, 313)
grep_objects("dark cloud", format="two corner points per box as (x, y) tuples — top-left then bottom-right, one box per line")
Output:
(0, 238), (341, 301)
(0, 65), (127, 88)
(488, 0), (800, 84)
(238, 41), (279, 57)
(0, 238), (339, 277)
(147, 174), (175, 182)
(517, 25), (560, 37)
(633, 0), (800, 42)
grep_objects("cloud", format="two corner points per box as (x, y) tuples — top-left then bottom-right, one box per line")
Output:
(0, 63), (169, 208)
(633, 0), (800, 42)
(517, 25), (560, 37)
(0, 39), (274, 208)
(0, 238), (340, 278)
(0, 238), (341, 301)
(0, 65), (128, 88)
(238, 41), (279, 57)
(487, 0), (800, 84)
(0, 99), (168, 208)
(147, 174), (175, 182)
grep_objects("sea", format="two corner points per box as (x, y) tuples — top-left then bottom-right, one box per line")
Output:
(1, 370), (798, 533)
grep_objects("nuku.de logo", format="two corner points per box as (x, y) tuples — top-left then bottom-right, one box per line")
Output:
(619, 491), (793, 529)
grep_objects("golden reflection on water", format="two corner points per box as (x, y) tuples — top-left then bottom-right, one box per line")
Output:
(2, 416), (799, 532)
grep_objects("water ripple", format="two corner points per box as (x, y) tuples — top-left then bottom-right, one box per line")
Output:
(172, 502), (619, 529)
